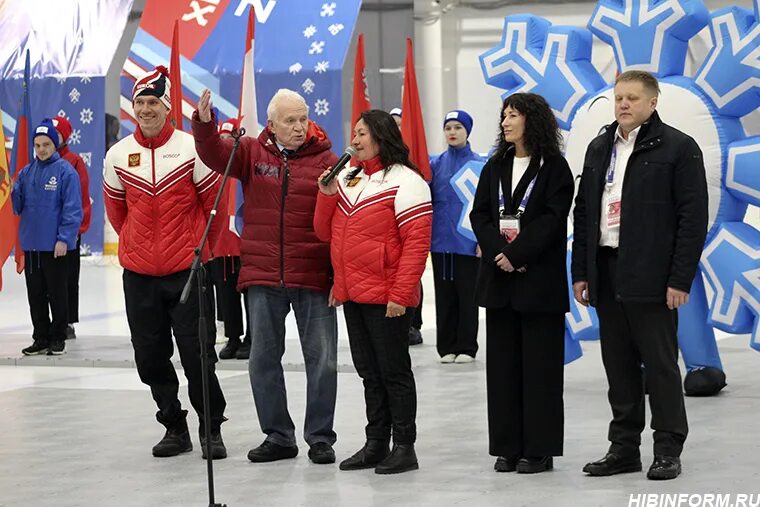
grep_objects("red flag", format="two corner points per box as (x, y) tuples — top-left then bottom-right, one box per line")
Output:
(0, 135), (16, 290)
(400, 38), (431, 182)
(351, 33), (371, 125)
(239, 7), (259, 136)
(170, 19), (183, 130)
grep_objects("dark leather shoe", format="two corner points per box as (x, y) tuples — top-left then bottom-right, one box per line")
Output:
(408, 327), (423, 346)
(647, 455), (681, 480)
(375, 444), (419, 475)
(339, 440), (390, 471)
(247, 441), (298, 462)
(517, 456), (553, 473)
(218, 338), (240, 360)
(200, 431), (227, 460)
(494, 456), (519, 473)
(583, 452), (642, 476)
(308, 442), (336, 464)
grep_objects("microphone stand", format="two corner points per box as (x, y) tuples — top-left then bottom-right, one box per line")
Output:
(180, 126), (246, 507)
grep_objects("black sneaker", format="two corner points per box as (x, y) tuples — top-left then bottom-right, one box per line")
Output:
(22, 341), (49, 356)
(152, 427), (193, 457)
(247, 440), (298, 462)
(408, 327), (423, 346)
(200, 431), (228, 460)
(218, 338), (240, 360)
(48, 341), (66, 355)
(308, 442), (336, 464)
(65, 325), (76, 340)
(236, 340), (251, 360)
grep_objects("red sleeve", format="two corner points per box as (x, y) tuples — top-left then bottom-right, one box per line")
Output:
(72, 155), (91, 234)
(103, 151), (127, 234)
(191, 110), (258, 182)
(313, 191), (339, 242)
(389, 212), (432, 307)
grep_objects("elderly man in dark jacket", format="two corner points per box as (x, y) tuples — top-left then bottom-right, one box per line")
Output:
(193, 88), (339, 465)
(572, 71), (708, 481)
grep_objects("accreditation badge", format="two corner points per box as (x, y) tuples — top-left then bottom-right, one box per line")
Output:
(500, 215), (520, 243)
(606, 194), (621, 229)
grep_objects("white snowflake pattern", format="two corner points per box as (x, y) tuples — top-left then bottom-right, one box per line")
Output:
(69, 88), (81, 104)
(314, 61), (330, 74)
(302, 78), (316, 95)
(55, 76), (66, 85)
(57, 109), (68, 119)
(68, 128), (82, 145)
(328, 23), (344, 36)
(80, 108), (93, 125)
(303, 25), (317, 38)
(80, 152), (92, 168)
(80, 76), (92, 84)
(309, 41), (326, 55)
(320, 2), (336, 17)
(314, 99), (330, 116)
(289, 63), (303, 75)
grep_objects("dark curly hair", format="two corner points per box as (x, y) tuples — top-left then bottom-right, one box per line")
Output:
(492, 92), (562, 160)
(354, 109), (419, 174)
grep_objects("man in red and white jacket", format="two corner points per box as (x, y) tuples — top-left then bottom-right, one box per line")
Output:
(52, 115), (91, 340)
(103, 66), (227, 460)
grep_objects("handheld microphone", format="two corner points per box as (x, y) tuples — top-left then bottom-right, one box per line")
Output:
(320, 146), (357, 186)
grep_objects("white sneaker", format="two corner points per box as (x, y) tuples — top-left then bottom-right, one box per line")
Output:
(440, 354), (457, 364)
(215, 321), (228, 344)
(454, 354), (475, 364)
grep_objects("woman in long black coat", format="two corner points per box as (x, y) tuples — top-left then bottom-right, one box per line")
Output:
(470, 92), (574, 474)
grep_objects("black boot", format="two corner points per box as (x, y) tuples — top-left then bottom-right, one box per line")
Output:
(236, 337), (251, 360)
(374, 444), (419, 475)
(218, 337), (240, 360)
(200, 430), (227, 460)
(339, 440), (390, 471)
(152, 411), (192, 457)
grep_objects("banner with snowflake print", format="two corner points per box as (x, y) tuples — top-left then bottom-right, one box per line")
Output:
(120, 0), (362, 149)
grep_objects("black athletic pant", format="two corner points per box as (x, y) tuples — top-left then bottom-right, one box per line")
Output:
(24, 251), (69, 344)
(208, 256), (245, 339)
(431, 253), (479, 357)
(67, 235), (81, 324)
(123, 268), (227, 432)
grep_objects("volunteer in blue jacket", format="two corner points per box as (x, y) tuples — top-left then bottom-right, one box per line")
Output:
(12, 118), (83, 356)
(429, 110), (485, 363)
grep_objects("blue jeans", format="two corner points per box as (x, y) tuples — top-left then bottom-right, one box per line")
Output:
(247, 286), (338, 447)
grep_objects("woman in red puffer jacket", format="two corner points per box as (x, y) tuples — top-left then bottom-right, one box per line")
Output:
(313, 109), (432, 475)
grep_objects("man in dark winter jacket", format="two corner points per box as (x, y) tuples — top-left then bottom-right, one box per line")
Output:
(193, 88), (339, 466)
(572, 70), (708, 481)
(12, 118), (82, 357)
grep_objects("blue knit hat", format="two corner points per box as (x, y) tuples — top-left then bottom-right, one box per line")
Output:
(33, 118), (60, 150)
(443, 110), (473, 137)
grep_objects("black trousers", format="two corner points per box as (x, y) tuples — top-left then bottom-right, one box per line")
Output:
(409, 286), (423, 330)
(486, 306), (564, 458)
(432, 253), (479, 357)
(208, 256), (248, 340)
(123, 268), (227, 432)
(24, 251), (69, 344)
(343, 302), (417, 444)
(595, 248), (687, 457)
(67, 235), (81, 324)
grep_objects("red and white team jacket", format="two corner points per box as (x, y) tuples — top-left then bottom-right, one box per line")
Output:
(103, 121), (222, 276)
(314, 160), (432, 307)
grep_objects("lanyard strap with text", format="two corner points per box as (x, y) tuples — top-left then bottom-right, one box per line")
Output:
(498, 173), (539, 217)
(606, 144), (617, 187)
